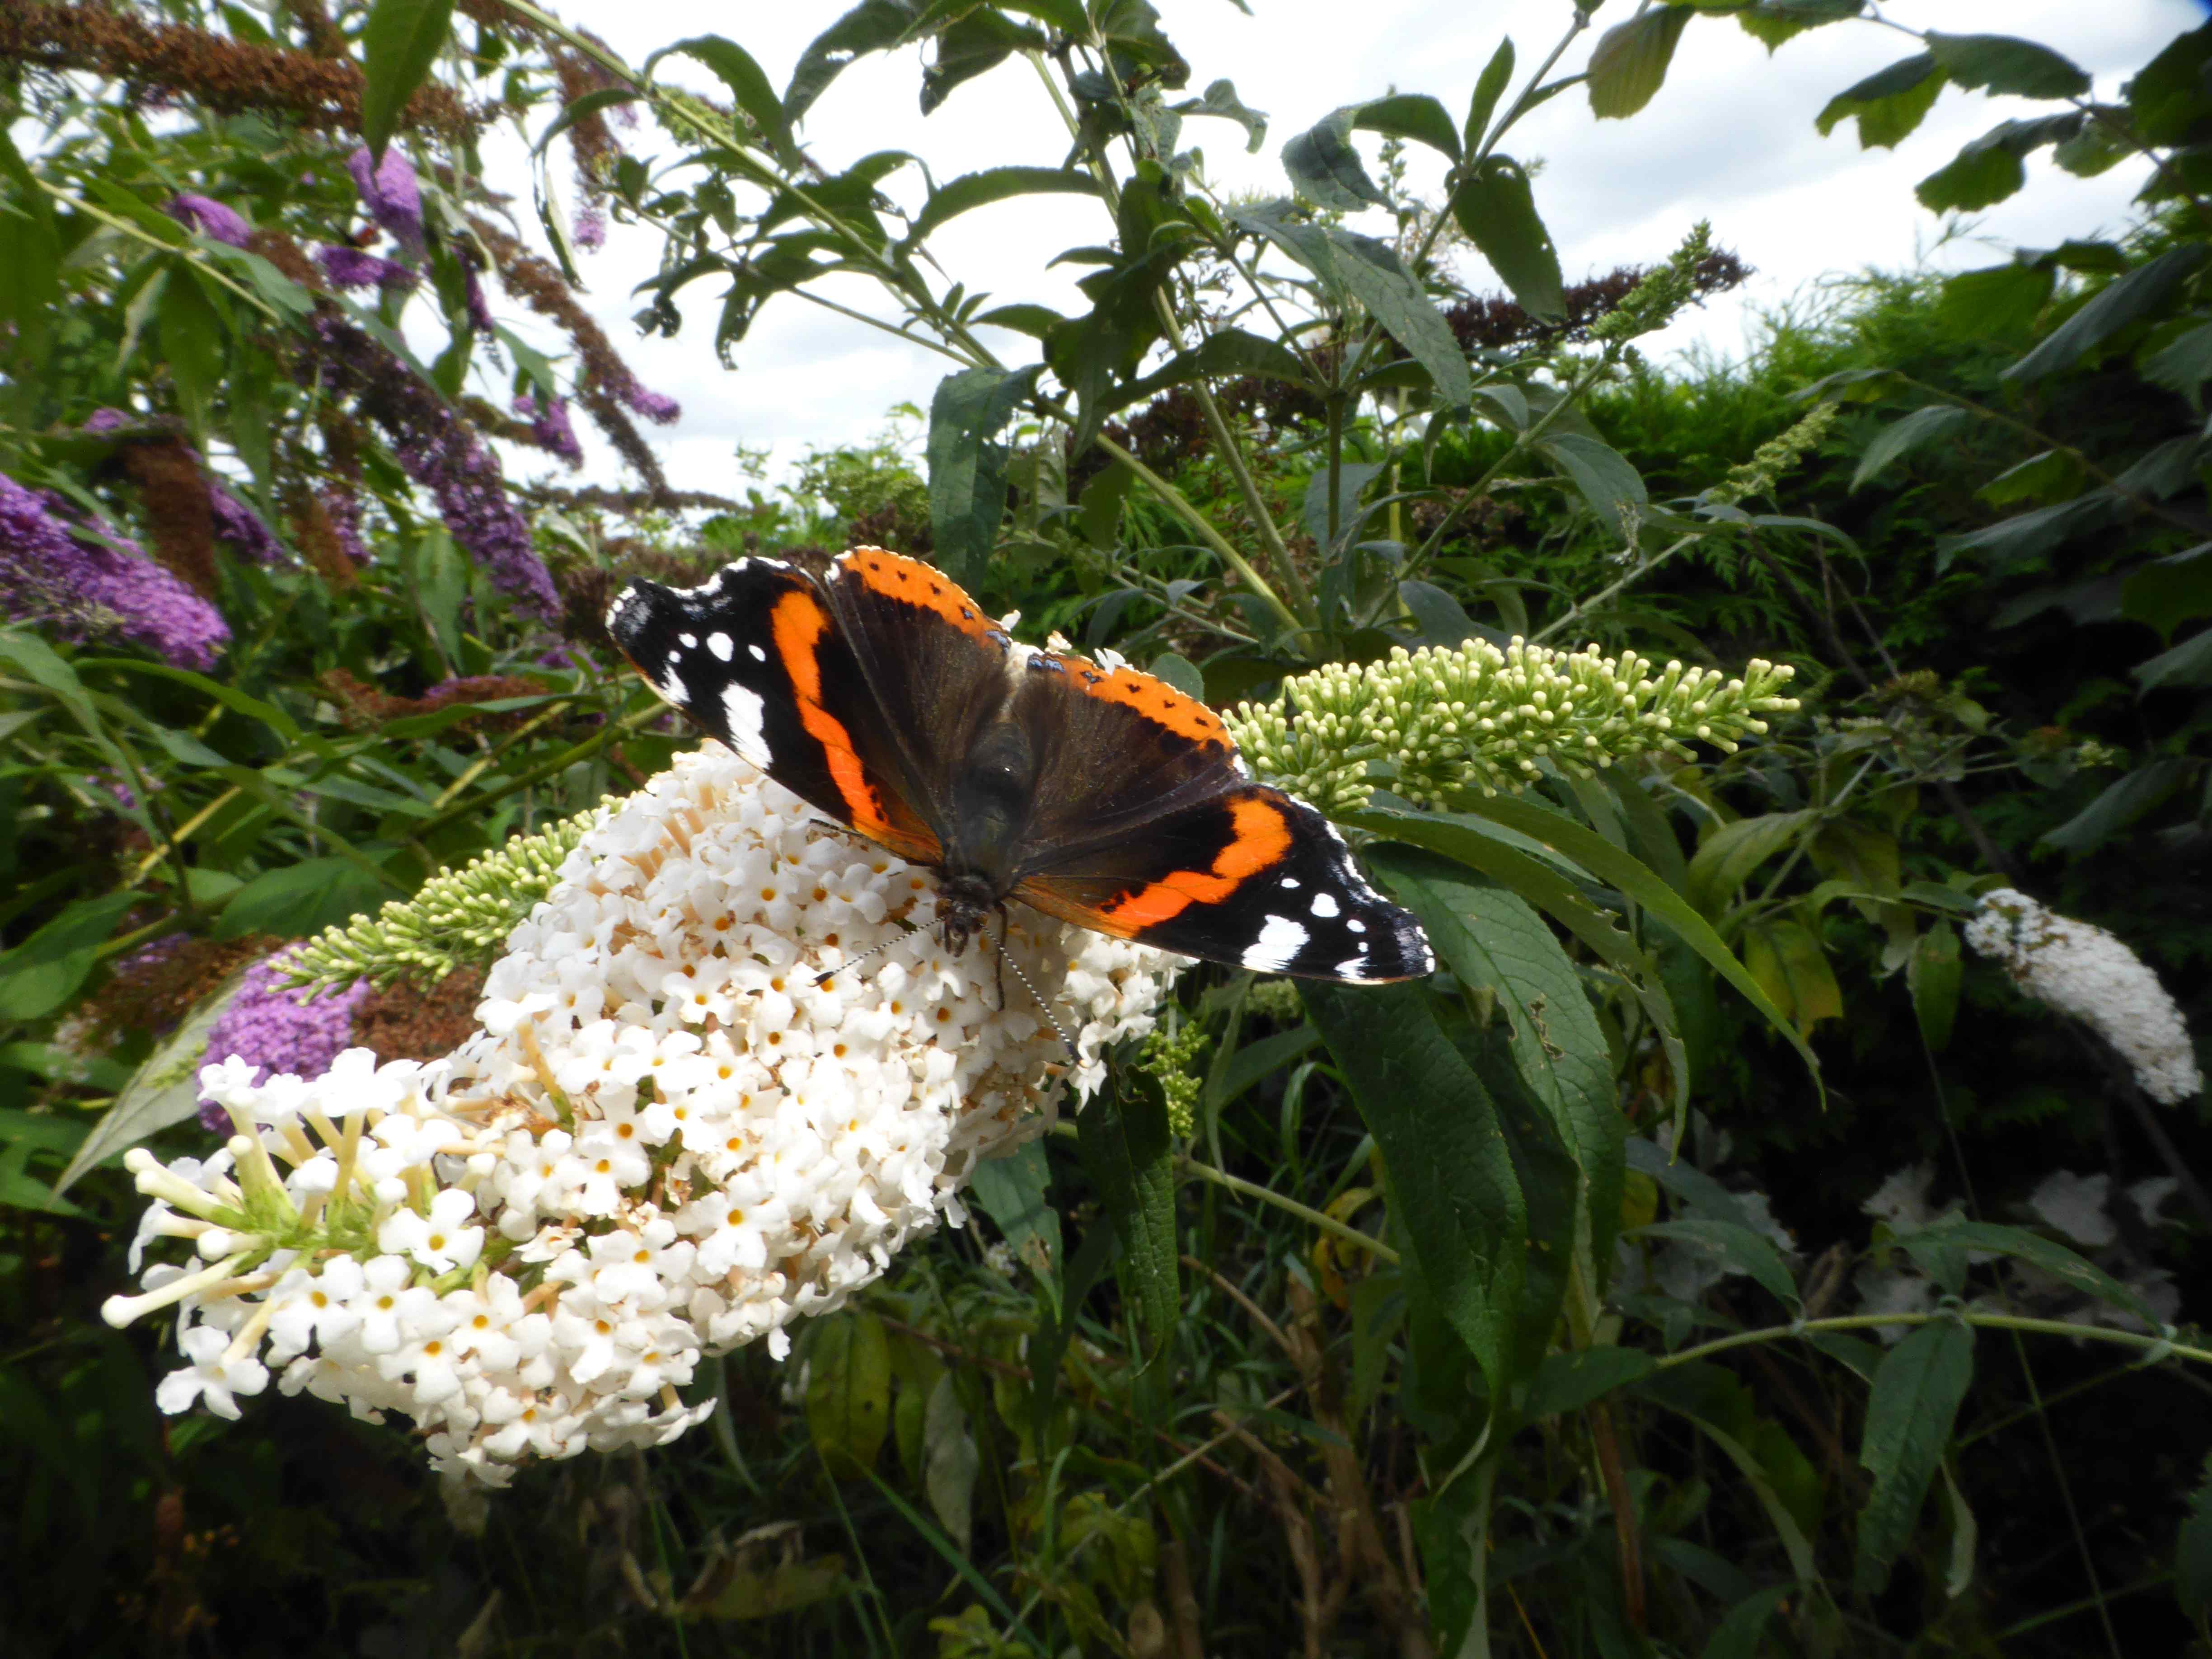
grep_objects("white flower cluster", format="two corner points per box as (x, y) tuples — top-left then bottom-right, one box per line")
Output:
(1964, 887), (2203, 1105)
(105, 744), (1178, 1482)
(1228, 640), (1797, 816)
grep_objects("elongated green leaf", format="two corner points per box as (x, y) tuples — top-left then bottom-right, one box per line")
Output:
(1816, 52), (1946, 149)
(1464, 37), (1515, 154)
(1105, 328), (1311, 412)
(967, 1140), (1061, 1279)
(1925, 32), (2090, 99)
(1851, 404), (1971, 490)
(909, 166), (1100, 243)
(1908, 921), (1961, 1051)
(1540, 433), (1646, 534)
(1284, 107), (1390, 211)
(1372, 847), (1625, 1284)
(786, 0), (919, 122)
(923, 1373), (978, 1554)
(2138, 628), (2212, 692)
(806, 1310), (892, 1477)
(1522, 1346), (1654, 1421)
(1587, 6), (1692, 120)
(1687, 811), (1815, 918)
(54, 967), (252, 1195)
(925, 363), (1039, 589)
(360, 0), (454, 161)
(649, 36), (789, 154)
(1642, 1394), (1819, 1586)
(2006, 246), (2210, 385)
(1917, 113), (2082, 212)
(0, 893), (139, 1022)
(215, 856), (391, 941)
(532, 87), (637, 159)
(2039, 756), (2192, 853)
(1434, 792), (1825, 1097)
(1354, 93), (1461, 161)
(1451, 157), (1564, 320)
(1634, 1218), (1799, 1309)
(1076, 1069), (1178, 1361)
(1899, 1218), (2161, 1326)
(159, 269), (224, 445)
(1321, 227), (1472, 408)
(922, 11), (1046, 115)
(1855, 1320), (1975, 1596)
(1700, 1584), (1794, 1659)
(2177, 1457), (2212, 1625)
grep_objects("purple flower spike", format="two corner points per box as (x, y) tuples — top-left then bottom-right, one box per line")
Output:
(346, 145), (425, 253)
(464, 269), (495, 332)
(0, 474), (230, 669)
(320, 485), (370, 565)
(573, 203), (606, 251)
(514, 393), (583, 468)
(317, 244), (419, 292)
(166, 193), (252, 249)
(613, 372), (680, 425)
(82, 408), (134, 434)
(197, 953), (370, 1131)
(206, 479), (288, 565)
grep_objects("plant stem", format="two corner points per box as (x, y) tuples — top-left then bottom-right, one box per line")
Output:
(1529, 530), (1701, 643)
(1176, 1152), (1399, 1264)
(1657, 1309), (2212, 1372)
(1093, 436), (1304, 637)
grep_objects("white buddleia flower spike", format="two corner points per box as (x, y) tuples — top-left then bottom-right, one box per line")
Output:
(107, 744), (1179, 1482)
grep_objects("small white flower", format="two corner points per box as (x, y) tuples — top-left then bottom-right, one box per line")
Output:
(378, 1189), (486, 1274)
(156, 1322), (269, 1420)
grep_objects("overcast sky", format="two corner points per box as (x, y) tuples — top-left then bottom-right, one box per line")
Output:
(476, 0), (2206, 501)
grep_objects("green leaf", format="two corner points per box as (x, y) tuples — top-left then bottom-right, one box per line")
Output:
(1076, 1068), (1179, 1361)
(1742, 919), (1843, 1038)
(1854, 1320), (1975, 1597)
(909, 167), (1101, 244)
(1938, 1456), (1978, 1600)
(158, 269), (225, 445)
(2040, 756), (2193, 853)
(1634, 1218), (1800, 1309)
(1303, 982), (1576, 1395)
(215, 856), (392, 941)
(532, 86), (637, 158)
(967, 1140), (1061, 1279)
(1901, 1218), (2163, 1327)
(1851, 403), (1972, 490)
(922, 1373), (978, 1554)
(1699, 1584), (1794, 1659)
(1925, 32), (2090, 99)
(2144, 320), (2212, 400)
(2137, 628), (2212, 692)
(1687, 810), (1815, 917)
(1978, 448), (2083, 508)
(649, 36), (790, 154)
(787, 0), (920, 123)
(2005, 245), (2211, 385)
(1908, 921), (1961, 1052)
(1451, 158), (1565, 321)
(1319, 226), (1472, 408)
(1105, 328), (1312, 412)
(1916, 114), (2083, 213)
(1586, 5), (1693, 120)
(1172, 78), (1267, 153)
(1522, 1346), (1654, 1421)
(1464, 37), (1516, 153)
(923, 10), (1047, 115)
(926, 364), (1040, 589)
(1538, 433), (1647, 535)
(2128, 23), (2212, 145)
(1147, 651), (1204, 698)
(1372, 847), (1625, 1286)
(360, 0), (455, 161)
(1816, 52), (1946, 149)
(1283, 107), (1390, 211)
(0, 893), (140, 1022)
(53, 967), (252, 1196)
(973, 303), (1066, 339)
(2177, 1456), (2212, 1626)
(1641, 1388), (1818, 1586)
(806, 1310), (893, 1477)
(1354, 93), (1461, 161)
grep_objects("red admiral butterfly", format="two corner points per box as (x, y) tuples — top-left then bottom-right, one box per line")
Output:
(606, 548), (1433, 984)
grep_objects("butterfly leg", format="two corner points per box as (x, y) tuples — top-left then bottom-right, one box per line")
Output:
(992, 902), (1011, 1014)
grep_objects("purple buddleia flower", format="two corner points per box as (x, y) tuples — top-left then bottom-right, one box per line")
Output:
(196, 953), (370, 1132)
(307, 316), (558, 618)
(83, 408), (134, 434)
(346, 146), (424, 253)
(166, 193), (252, 248)
(317, 244), (419, 291)
(573, 202), (606, 251)
(514, 393), (583, 468)
(206, 478), (288, 565)
(0, 474), (230, 669)
(610, 371), (680, 425)
(320, 485), (370, 565)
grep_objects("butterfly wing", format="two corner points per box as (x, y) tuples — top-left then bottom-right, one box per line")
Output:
(1003, 655), (1434, 984)
(606, 557), (943, 864)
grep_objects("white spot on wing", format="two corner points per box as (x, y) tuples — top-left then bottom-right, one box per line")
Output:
(1280, 877), (1299, 890)
(1242, 914), (1309, 971)
(679, 632), (697, 649)
(749, 643), (768, 663)
(1311, 892), (1340, 919)
(720, 684), (771, 769)
(1347, 919), (1365, 934)
(708, 632), (734, 661)
(1336, 955), (1377, 980)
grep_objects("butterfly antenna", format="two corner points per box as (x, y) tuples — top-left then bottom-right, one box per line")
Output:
(997, 909), (1081, 1068)
(812, 925), (913, 989)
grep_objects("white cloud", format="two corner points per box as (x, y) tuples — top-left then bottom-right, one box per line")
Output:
(480, 0), (2203, 499)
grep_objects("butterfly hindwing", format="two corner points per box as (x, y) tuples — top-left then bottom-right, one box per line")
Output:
(606, 558), (943, 863)
(1016, 782), (1434, 983)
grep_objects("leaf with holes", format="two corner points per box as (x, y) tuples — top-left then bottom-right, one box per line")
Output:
(1817, 52), (1946, 149)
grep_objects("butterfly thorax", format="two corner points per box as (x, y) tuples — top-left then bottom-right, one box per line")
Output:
(934, 717), (1037, 953)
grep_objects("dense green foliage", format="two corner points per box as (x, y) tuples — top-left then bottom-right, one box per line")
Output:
(2, 3), (2210, 1657)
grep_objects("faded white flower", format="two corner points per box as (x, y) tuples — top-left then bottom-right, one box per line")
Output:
(1965, 888), (2202, 1105)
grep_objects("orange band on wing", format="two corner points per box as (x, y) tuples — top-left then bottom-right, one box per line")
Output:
(1098, 796), (1293, 933)
(838, 547), (996, 639)
(772, 589), (897, 843)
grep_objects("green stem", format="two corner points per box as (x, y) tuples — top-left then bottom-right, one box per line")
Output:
(1176, 1152), (1400, 1265)
(408, 700), (661, 843)
(1657, 1310), (2212, 1372)
(1528, 531), (1701, 643)
(1093, 436), (1303, 638)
